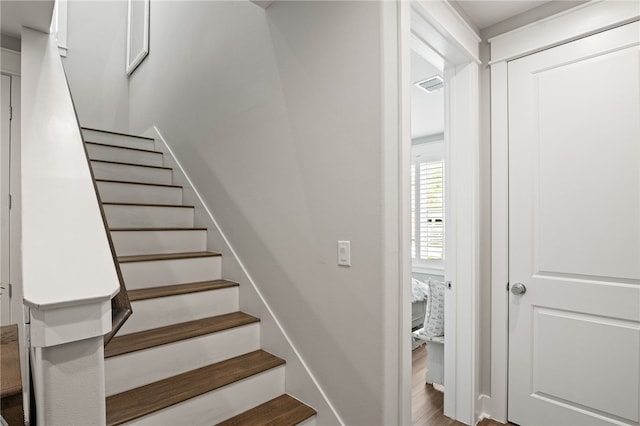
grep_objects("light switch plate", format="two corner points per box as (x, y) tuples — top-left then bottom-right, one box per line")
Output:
(338, 240), (351, 267)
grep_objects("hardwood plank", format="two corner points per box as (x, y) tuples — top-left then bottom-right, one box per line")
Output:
(216, 394), (316, 426)
(0, 325), (22, 398)
(1, 325), (24, 426)
(128, 280), (239, 301)
(110, 227), (207, 232)
(97, 179), (182, 188)
(90, 159), (171, 170)
(103, 202), (193, 208)
(411, 346), (513, 426)
(118, 251), (221, 263)
(81, 127), (155, 140)
(104, 312), (259, 358)
(106, 350), (285, 426)
(86, 141), (160, 154)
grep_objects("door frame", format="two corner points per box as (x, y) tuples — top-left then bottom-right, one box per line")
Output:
(488, 1), (640, 422)
(390, 1), (482, 424)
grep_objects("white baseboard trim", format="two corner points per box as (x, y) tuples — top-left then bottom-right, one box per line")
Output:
(146, 125), (344, 426)
(476, 394), (508, 425)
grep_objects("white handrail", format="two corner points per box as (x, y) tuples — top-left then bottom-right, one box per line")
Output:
(22, 27), (118, 425)
(21, 28), (119, 312)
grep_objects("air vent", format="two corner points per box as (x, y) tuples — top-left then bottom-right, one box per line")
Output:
(416, 75), (444, 93)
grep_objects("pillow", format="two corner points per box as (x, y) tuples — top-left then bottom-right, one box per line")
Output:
(424, 278), (445, 338)
(411, 278), (429, 303)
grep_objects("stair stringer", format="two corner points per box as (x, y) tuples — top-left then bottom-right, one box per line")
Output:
(143, 125), (343, 426)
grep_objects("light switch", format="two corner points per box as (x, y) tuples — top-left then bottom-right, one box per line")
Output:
(338, 240), (351, 267)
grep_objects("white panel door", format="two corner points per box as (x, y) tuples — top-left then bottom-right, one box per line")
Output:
(508, 22), (640, 426)
(1, 75), (10, 325)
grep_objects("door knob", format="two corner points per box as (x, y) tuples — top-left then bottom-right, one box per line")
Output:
(510, 283), (527, 295)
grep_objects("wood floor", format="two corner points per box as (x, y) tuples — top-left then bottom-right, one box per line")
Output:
(412, 345), (509, 426)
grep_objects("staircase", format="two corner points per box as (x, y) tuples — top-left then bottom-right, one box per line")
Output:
(82, 128), (317, 426)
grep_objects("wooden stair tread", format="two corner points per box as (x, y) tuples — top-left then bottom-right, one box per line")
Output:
(109, 227), (207, 232)
(103, 202), (193, 208)
(215, 395), (316, 426)
(85, 141), (160, 154)
(104, 312), (259, 358)
(106, 350), (285, 426)
(90, 159), (172, 170)
(0, 325), (22, 398)
(118, 251), (221, 263)
(128, 280), (239, 301)
(96, 179), (181, 188)
(81, 127), (154, 140)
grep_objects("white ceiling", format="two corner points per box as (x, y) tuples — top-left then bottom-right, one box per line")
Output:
(0, 0), (55, 39)
(452, 0), (550, 30)
(411, 51), (444, 140)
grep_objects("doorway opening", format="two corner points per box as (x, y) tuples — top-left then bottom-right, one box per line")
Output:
(398, 2), (481, 425)
(408, 47), (448, 424)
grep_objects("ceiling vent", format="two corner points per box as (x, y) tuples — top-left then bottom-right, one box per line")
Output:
(415, 75), (444, 93)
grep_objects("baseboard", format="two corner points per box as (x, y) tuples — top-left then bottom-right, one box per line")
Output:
(476, 394), (508, 425)
(144, 125), (343, 426)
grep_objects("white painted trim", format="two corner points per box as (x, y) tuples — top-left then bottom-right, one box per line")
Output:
(29, 300), (111, 347)
(1, 48), (21, 76)
(250, 0), (273, 9)
(442, 61), (481, 425)
(392, 1), (412, 424)
(412, 0), (481, 65)
(488, 3), (640, 423)
(488, 60), (509, 424)
(125, 0), (150, 75)
(56, 0), (68, 55)
(146, 126), (345, 426)
(412, 265), (445, 277)
(488, 0), (640, 64)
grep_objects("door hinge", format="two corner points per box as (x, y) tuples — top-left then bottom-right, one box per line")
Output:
(9, 106), (12, 121)
(8, 283), (11, 298)
(8, 194), (11, 210)
(506, 282), (510, 291)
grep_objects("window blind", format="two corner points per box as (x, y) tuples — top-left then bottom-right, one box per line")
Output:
(411, 160), (444, 261)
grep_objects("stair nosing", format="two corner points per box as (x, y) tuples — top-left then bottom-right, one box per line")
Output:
(103, 202), (193, 208)
(214, 394), (317, 426)
(90, 159), (172, 170)
(81, 127), (155, 140)
(105, 350), (284, 426)
(109, 227), (207, 232)
(104, 312), (260, 358)
(96, 179), (181, 188)
(128, 280), (239, 301)
(86, 141), (161, 154)
(118, 251), (221, 263)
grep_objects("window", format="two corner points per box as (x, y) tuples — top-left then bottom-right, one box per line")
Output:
(411, 140), (445, 270)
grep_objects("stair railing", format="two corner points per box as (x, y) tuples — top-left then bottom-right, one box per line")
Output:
(21, 27), (123, 424)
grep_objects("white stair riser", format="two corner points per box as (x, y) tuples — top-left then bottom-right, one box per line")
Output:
(87, 144), (163, 167)
(91, 161), (172, 185)
(119, 287), (239, 335)
(120, 257), (222, 289)
(104, 205), (194, 228)
(124, 367), (285, 426)
(98, 181), (182, 205)
(82, 129), (155, 151)
(111, 229), (206, 256)
(297, 416), (317, 426)
(105, 324), (260, 396)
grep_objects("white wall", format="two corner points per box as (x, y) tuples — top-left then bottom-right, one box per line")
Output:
(129, 3), (387, 424)
(62, 0), (129, 132)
